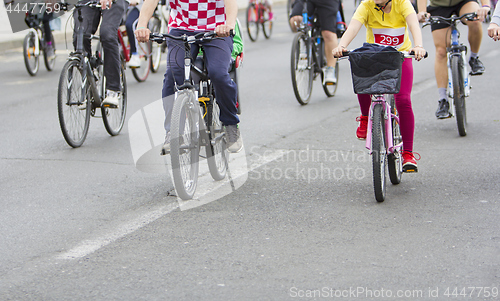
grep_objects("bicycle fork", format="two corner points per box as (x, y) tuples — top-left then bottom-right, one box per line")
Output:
(447, 48), (470, 98)
(365, 97), (400, 155)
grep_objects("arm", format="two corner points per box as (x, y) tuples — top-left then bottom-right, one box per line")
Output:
(332, 18), (363, 57)
(216, 0), (237, 37)
(134, 0), (160, 42)
(476, 0), (490, 22)
(406, 12), (426, 60)
(416, 0), (429, 22)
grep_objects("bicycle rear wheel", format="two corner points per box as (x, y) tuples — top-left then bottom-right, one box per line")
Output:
(246, 3), (259, 42)
(149, 16), (162, 73)
(386, 95), (402, 185)
(291, 32), (313, 105)
(261, 7), (273, 39)
(102, 59), (127, 136)
(171, 91), (201, 200)
(451, 55), (467, 136)
(206, 100), (228, 181)
(131, 40), (151, 82)
(57, 59), (91, 148)
(43, 36), (56, 71)
(372, 103), (387, 202)
(23, 32), (39, 76)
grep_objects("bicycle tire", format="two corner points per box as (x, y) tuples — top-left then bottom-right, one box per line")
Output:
(57, 59), (91, 148)
(291, 32), (313, 105)
(386, 95), (402, 185)
(261, 7), (273, 39)
(206, 101), (228, 181)
(170, 90), (201, 200)
(372, 103), (387, 202)
(246, 4), (259, 42)
(23, 32), (39, 76)
(131, 40), (151, 82)
(43, 36), (56, 71)
(102, 59), (127, 136)
(451, 55), (467, 136)
(149, 16), (162, 73)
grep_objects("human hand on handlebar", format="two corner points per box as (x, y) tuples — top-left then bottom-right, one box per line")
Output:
(332, 45), (348, 58)
(476, 6), (490, 22)
(417, 11), (429, 22)
(488, 22), (500, 40)
(410, 45), (426, 61)
(100, 0), (113, 9)
(135, 26), (151, 43)
(215, 24), (234, 37)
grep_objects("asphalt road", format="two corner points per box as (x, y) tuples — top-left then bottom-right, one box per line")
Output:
(0, 3), (499, 300)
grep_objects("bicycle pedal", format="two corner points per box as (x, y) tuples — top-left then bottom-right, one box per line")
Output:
(403, 167), (418, 173)
(325, 82), (335, 86)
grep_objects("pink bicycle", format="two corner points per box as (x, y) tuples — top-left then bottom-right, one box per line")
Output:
(339, 48), (426, 202)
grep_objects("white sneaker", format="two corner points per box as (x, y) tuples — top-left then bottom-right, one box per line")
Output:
(103, 90), (120, 108)
(323, 66), (337, 84)
(225, 124), (243, 153)
(160, 132), (170, 155)
(127, 54), (141, 68)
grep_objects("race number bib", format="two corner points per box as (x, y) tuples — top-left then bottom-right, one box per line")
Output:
(372, 27), (405, 48)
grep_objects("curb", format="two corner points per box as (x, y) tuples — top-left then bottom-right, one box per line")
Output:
(0, 30), (72, 53)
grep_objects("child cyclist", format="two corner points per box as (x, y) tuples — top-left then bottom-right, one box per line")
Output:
(332, 0), (426, 172)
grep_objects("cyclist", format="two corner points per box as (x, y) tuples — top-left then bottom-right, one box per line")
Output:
(125, 0), (142, 68)
(417, 0), (489, 119)
(135, 0), (243, 154)
(332, 0), (426, 171)
(289, 0), (339, 84)
(22, 1), (56, 59)
(73, 0), (127, 108)
(487, 2), (500, 39)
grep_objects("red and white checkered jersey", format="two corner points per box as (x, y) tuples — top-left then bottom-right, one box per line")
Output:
(168, 0), (226, 31)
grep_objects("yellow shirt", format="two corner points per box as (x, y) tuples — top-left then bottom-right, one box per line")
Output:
(353, 0), (415, 51)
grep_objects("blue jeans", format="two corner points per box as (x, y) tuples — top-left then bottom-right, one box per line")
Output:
(162, 29), (239, 133)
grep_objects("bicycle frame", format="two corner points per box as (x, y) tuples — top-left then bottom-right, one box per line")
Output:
(365, 95), (401, 155)
(28, 28), (41, 56)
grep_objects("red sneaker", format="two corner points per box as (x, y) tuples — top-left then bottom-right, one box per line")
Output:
(402, 151), (420, 173)
(356, 115), (368, 140)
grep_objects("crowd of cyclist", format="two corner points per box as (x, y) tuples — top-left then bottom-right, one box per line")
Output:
(13, 0), (500, 173)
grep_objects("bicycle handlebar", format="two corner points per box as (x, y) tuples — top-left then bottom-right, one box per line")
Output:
(422, 12), (477, 27)
(149, 30), (234, 43)
(335, 50), (428, 59)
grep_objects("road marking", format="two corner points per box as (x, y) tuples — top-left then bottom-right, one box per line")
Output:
(56, 148), (286, 260)
(55, 203), (178, 260)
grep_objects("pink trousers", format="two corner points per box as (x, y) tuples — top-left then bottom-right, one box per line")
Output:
(357, 58), (415, 152)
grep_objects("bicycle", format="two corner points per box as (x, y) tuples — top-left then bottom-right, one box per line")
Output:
(424, 13), (477, 137)
(57, 1), (127, 148)
(23, 9), (60, 76)
(150, 31), (234, 200)
(246, 0), (273, 41)
(118, 23), (151, 82)
(290, 0), (346, 105)
(148, 0), (169, 73)
(338, 48), (425, 202)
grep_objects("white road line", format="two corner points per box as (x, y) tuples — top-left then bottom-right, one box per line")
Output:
(56, 203), (178, 260)
(56, 148), (286, 260)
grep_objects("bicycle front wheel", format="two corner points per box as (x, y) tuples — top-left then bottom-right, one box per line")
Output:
(171, 90), (201, 200)
(291, 32), (313, 105)
(23, 32), (39, 76)
(206, 101), (228, 181)
(386, 95), (402, 185)
(131, 40), (151, 82)
(451, 55), (467, 137)
(102, 60), (127, 135)
(246, 4), (259, 41)
(372, 103), (387, 202)
(43, 36), (56, 71)
(261, 7), (273, 39)
(57, 59), (91, 148)
(149, 16), (162, 73)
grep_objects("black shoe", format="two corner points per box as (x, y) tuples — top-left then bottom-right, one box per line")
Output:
(435, 99), (452, 119)
(469, 57), (485, 75)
